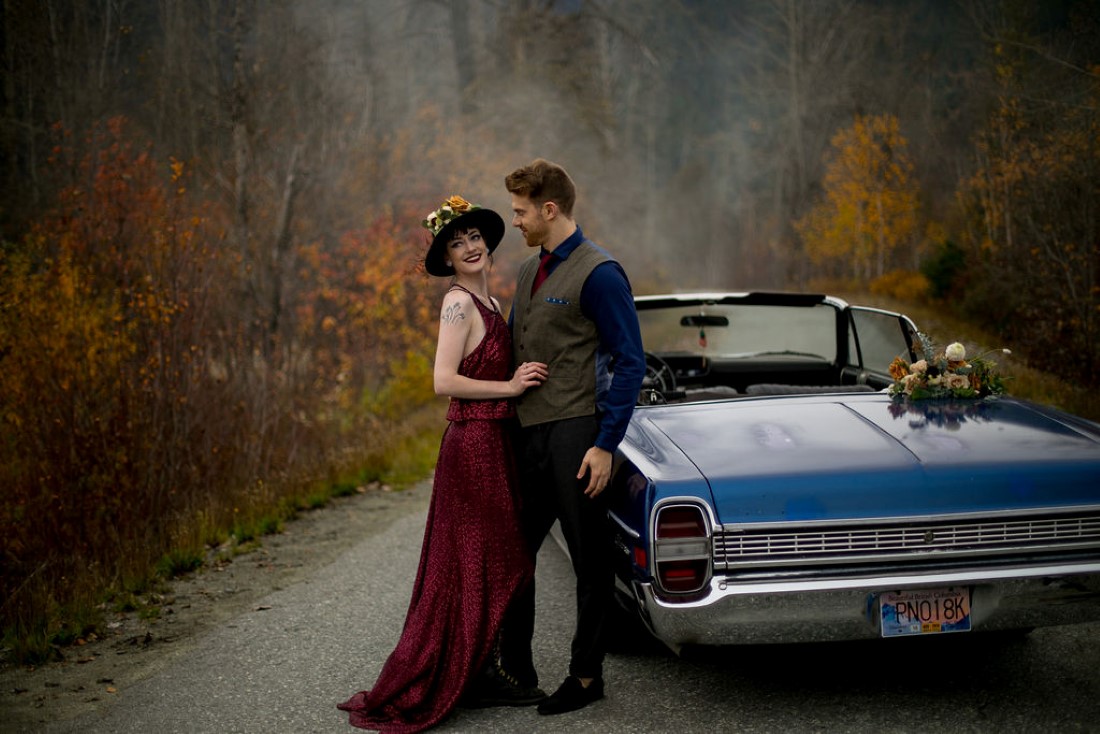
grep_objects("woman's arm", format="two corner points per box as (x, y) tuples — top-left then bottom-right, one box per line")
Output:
(433, 290), (547, 399)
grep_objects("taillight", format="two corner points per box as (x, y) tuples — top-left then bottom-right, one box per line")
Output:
(656, 506), (708, 538)
(657, 561), (706, 592)
(653, 504), (711, 595)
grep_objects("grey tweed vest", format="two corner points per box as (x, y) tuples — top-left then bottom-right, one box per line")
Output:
(512, 241), (611, 427)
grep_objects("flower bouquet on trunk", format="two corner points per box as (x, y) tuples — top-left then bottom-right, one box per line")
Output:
(888, 334), (1009, 400)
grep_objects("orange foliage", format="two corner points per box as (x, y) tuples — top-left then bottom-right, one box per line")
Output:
(797, 114), (920, 281)
(1, 119), (224, 602)
(296, 205), (441, 415)
(0, 119), (468, 650)
(869, 270), (930, 301)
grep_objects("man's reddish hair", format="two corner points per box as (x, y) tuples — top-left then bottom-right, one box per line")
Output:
(504, 158), (577, 217)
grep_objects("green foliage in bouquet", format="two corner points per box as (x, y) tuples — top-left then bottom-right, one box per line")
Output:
(888, 333), (1009, 400)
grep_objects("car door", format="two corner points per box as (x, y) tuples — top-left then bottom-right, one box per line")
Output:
(843, 307), (920, 388)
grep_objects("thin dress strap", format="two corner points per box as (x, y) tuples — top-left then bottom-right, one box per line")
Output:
(447, 284), (499, 315)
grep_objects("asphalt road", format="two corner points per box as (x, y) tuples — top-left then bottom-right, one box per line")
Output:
(40, 500), (1100, 733)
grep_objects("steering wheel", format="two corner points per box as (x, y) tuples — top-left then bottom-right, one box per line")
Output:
(642, 352), (677, 395)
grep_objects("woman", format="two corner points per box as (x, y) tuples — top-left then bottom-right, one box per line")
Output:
(337, 196), (549, 732)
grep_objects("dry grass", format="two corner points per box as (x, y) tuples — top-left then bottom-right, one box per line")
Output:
(0, 400), (444, 665)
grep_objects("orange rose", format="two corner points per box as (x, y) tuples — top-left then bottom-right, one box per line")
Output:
(445, 195), (471, 212)
(889, 357), (909, 380)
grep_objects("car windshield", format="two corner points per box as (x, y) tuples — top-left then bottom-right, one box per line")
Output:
(637, 303), (838, 361)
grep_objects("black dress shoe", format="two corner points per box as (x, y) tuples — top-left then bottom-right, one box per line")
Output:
(460, 664), (546, 708)
(537, 676), (604, 715)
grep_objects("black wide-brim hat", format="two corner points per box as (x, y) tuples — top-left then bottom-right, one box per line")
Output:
(422, 196), (506, 277)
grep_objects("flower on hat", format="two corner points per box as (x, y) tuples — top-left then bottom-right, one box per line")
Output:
(423, 195), (479, 237)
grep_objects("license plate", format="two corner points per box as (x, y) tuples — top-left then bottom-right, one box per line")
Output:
(880, 587), (972, 637)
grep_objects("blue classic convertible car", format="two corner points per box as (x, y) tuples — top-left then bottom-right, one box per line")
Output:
(607, 292), (1100, 650)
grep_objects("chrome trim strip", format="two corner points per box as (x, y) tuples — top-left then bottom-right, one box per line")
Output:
(713, 511), (1100, 569)
(651, 561), (1100, 608)
(633, 563), (1100, 647)
(609, 510), (641, 540)
(715, 543), (1100, 569)
(718, 504), (1100, 531)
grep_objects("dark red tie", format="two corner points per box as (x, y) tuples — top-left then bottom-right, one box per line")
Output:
(531, 251), (553, 295)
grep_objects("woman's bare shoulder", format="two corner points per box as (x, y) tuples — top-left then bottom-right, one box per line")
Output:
(440, 287), (474, 324)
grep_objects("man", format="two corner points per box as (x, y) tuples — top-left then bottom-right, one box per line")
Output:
(500, 158), (646, 715)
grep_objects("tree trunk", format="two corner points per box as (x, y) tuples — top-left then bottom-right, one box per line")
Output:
(268, 144), (301, 348)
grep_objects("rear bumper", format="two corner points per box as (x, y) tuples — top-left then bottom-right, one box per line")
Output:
(629, 562), (1100, 648)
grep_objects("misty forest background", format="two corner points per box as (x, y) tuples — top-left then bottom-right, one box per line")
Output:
(2, 0), (1099, 660)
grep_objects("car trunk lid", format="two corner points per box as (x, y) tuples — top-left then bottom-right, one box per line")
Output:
(643, 396), (1100, 525)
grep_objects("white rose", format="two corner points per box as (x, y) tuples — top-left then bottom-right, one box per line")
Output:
(910, 359), (928, 374)
(945, 342), (966, 361)
(947, 373), (969, 390)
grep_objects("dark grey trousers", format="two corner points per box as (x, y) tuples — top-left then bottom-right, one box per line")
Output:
(498, 413), (613, 685)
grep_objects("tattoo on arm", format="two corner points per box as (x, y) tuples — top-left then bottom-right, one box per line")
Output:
(441, 302), (466, 325)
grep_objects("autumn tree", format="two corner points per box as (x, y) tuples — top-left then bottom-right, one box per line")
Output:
(0, 120), (450, 659)
(954, 2), (1100, 383)
(0, 119), (232, 647)
(795, 113), (919, 283)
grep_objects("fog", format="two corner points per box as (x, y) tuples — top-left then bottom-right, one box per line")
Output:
(2, 0), (1093, 292)
(4, 0), (1099, 654)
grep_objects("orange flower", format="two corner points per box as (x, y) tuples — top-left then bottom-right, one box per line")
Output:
(445, 195), (472, 212)
(889, 357), (909, 380)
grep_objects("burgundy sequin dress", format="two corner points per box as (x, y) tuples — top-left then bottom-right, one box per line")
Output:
(338, 289), (533, 733)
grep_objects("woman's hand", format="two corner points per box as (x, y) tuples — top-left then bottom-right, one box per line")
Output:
(510, 361), (548, 396)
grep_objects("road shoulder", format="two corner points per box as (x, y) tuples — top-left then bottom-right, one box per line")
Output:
(0, 480), (431, 730)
